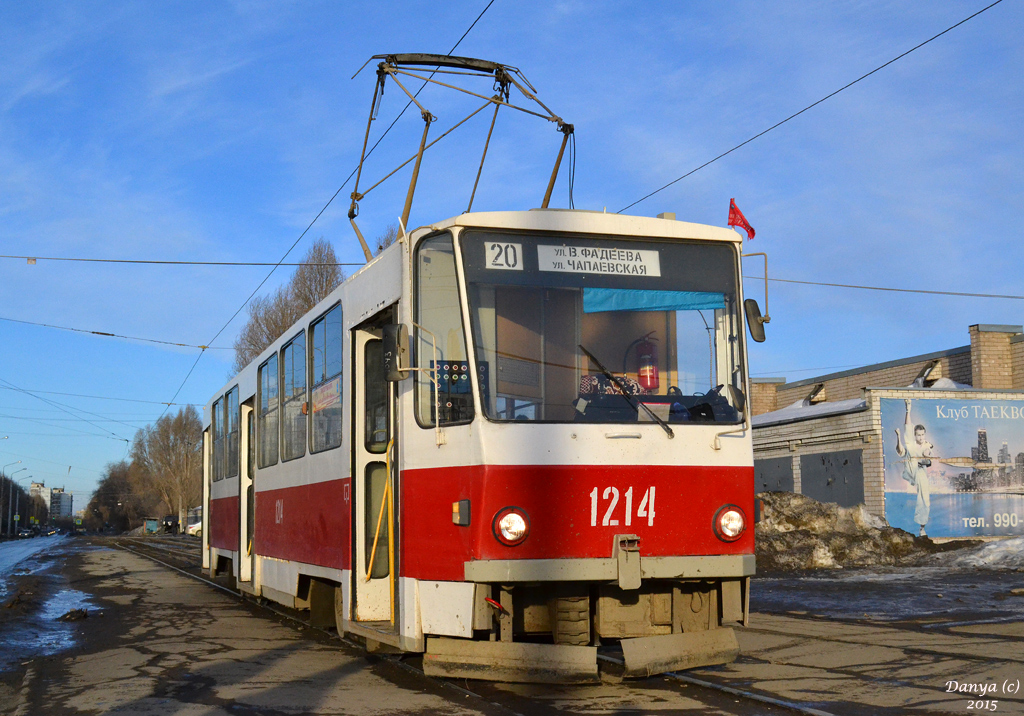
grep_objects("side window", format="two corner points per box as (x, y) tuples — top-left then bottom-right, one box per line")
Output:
(310, 304), (343, 452)
(247, 411), (255, 478)
(415, 233), (474, 427)
(281, 332), (307, 461)
(364, 339), (389, 453)
(212, 399), (224, 481)
(225, 386), (239, 479)
(258, 355), (279, 467)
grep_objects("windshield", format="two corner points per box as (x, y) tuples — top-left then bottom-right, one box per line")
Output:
(461, 229), (746, 425)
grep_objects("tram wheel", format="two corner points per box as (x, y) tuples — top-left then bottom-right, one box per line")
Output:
(552, 595), (590, 646)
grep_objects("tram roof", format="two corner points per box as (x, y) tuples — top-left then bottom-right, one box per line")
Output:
(425, 209), (742, 244)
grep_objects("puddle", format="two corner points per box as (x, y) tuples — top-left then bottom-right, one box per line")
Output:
(0, 559), (49, 603)
(0, 587), (94, 672)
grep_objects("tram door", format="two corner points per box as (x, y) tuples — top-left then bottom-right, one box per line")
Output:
(353, 325), (397, 623)
(238, 403), (255, 583)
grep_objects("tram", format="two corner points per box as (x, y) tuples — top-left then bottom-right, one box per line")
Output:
(203, 206), (767, 682)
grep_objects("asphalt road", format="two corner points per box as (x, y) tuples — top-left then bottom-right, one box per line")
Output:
(2, 539), (1023, 715)
(0, 541), (786, 716)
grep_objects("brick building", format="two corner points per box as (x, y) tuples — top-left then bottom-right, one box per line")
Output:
(752, 324), (1024, 417)
(50, 487), (73, 518)
(751, 324), (1024, 540)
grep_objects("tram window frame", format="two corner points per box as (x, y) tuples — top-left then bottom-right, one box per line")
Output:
(225, 386), (239, 479)
(280, 330), (307, 462)
(363, 339), (390, 454)
(309, 302), (343, 454)
(413, 231), (475, 429)
(460, 230), (747, 426)
(257, 354), (280, 468)
(204, 428), (212, 489)
(247, 410), (255, 479)
(212, 398), (224, 481)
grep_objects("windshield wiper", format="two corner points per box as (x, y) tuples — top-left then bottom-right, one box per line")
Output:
(579, 344), (674, 438)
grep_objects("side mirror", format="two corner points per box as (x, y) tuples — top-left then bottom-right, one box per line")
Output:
(744, 299), (766, 343)
(382, 324), (410, 381)
(726, 384), (746, 412)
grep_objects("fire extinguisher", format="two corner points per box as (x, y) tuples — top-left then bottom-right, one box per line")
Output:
(635, 332), (659, 391)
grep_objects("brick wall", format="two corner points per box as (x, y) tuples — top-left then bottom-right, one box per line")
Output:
(1012, 336), (1024, 390)
(970, 325), (1019, 390)
(775, 351), (970, 406)
(946, 349), (973, 384)
(751, 379), (784, 416)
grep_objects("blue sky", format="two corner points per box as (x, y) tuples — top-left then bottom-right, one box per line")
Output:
(1, 1), (1021, 506)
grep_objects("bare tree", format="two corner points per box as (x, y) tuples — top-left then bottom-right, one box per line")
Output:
(373, 223), (399, 256)
(131, 406), (203, 530)
(292, 238), (344, 311)
(84, 460), (165, 532)
(232, 237), (344, 372)
(232, 285), (303, 372)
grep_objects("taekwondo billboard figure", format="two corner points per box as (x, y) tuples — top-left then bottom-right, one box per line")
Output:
(893, 399), (934, 536)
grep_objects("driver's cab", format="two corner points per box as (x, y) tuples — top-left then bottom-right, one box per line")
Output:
(413, 223), (747, 430)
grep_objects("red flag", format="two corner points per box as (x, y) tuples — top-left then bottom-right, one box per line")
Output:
(728, 198), (755, 240)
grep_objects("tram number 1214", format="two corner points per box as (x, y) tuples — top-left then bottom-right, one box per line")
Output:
(590, 486), (655, 527)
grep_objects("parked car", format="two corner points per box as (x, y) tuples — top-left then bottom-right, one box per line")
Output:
(186, 506), (202, 538)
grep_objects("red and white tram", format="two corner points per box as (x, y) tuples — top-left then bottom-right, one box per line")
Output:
(203, 208), (765, 682)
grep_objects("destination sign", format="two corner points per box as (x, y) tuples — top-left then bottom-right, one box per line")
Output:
(537, 245), (661, 277)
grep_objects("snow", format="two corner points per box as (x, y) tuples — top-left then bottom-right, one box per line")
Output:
(937, 535), (1024, 570)
(911, 377), (973, 390)
(756, 492), (972, 571)
(0, 537), (65, 578)
(756, 492), (1024, 572)
(753, 378), (976, 429)
(752, 397), (867, 428)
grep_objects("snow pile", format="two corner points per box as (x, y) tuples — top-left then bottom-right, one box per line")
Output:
(910, 377), (973, 390)
(934, 535), (1024, 570)
(756, 492), (938, 571)
(752, 397), (867, 428)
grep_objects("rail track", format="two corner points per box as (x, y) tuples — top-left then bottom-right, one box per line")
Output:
(109, 537), (835, 716)
(115, 537), (201, 567)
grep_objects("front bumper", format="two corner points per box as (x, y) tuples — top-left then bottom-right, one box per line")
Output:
(464, 553), (754, 583)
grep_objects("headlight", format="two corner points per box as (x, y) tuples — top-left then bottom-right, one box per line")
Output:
(492, 507), (530, 546)
(713, 505), (746, 542)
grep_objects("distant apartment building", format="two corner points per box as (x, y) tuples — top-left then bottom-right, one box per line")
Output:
(50, 487), (73, 517)
(751, 324), (1024, 540)
(29, 481), (49, 509)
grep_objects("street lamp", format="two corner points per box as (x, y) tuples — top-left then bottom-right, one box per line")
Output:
(2, 459), (19, 537)
(6, 467), (26, 537)
(13, 475), (33, 535)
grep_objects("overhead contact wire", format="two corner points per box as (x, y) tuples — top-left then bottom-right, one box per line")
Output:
(744, 275), (1024, 301)
(0, 315), (231, 350)
(156, 1), (496, 418)
(1, 254), (363, 267)
(619, 0), (1005, 213)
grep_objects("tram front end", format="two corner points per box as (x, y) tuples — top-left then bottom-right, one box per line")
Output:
(398, 212), (760, 682)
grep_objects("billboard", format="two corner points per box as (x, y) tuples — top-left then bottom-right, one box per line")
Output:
(882, 397), (1024, 538)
